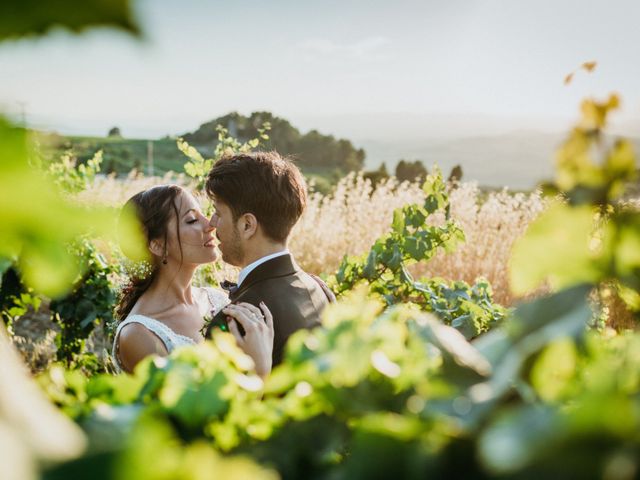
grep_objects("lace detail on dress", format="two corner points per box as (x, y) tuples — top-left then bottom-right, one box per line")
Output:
(112, 287), (229, 373)
(112, 315), (196, 373)
(202, 287), (230, 315)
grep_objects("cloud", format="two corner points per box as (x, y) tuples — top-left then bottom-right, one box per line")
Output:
(297, 36), (391, 61)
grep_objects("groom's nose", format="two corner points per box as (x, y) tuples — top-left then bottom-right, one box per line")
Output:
(209, 215), (217, 228)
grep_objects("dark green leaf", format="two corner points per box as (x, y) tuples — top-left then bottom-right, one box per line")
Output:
(0, 0), (140, 40)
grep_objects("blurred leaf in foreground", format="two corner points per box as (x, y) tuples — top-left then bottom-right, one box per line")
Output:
(509, 202), (606, 295)
(0, 325), (86, 480)
(0, 117), (147, 297)
(0, 0), (140, 40)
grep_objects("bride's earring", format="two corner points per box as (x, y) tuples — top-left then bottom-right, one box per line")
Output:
(162, 248), (168, 265)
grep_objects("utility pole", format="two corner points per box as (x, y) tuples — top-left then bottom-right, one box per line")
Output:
(147, 140), (154, 176)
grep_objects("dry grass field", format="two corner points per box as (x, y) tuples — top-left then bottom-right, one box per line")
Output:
(77, 171), (546, 307)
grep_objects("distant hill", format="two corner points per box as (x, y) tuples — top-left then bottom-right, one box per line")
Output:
(38, 112), (640, 190)
(182, 111), (365, 172)
(360, 132), (640, 190)
(289, 112), (640, 189)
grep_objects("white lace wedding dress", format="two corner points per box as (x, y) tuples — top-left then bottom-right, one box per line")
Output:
(112, 287), (229, 372)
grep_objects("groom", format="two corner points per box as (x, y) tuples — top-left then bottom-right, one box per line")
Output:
(204, 151), (333, 365)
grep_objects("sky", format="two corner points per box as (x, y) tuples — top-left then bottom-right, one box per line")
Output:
(1, 0), (639, 139)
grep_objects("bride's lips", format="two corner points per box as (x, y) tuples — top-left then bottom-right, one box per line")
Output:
(204, 237), (216, 247)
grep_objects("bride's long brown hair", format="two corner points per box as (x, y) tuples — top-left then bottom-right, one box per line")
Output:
(115, 184), (185, 320)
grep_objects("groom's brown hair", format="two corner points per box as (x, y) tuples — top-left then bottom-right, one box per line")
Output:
(205, 151), (307, 242)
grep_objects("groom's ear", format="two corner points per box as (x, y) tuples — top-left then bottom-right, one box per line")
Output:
(238, 213), (258, 239)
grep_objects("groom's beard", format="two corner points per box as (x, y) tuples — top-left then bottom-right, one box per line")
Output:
(219, 226), (244, 266)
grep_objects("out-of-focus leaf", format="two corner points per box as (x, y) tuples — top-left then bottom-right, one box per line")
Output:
(479, 406), (560, 474)
(113, 414), (278, 480)
(392, 209), (404, 234)
(412, 312), (492, 381)
(470, 285), (592, 407)
(530, 338), (577, 401)
(509, 202), (605, 295)
(564, 72), (574, 85)
(508, 284), (592, 341)
(0, 326), (86, 469)
(613, 212), (640, 290)
(159, 365), (230, 430)
(0, 258), (13, 278)
(340, 413), (431, 480)
(450, 314), (479, 340)
(580, 94), (619, 130)
(0, 0), (140, 40)
(0, 118), (147, 297)
(604, 140), (636, 182)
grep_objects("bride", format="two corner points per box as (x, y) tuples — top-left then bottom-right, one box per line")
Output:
(112, 184), (274, 377)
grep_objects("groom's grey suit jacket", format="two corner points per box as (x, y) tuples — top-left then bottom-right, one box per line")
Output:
(220, 254), (330, 366)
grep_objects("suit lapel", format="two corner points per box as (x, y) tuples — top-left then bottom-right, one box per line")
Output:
(230, 254), (299, 301)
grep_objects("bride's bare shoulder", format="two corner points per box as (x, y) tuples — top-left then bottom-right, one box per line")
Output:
(117, 322), (168, 373)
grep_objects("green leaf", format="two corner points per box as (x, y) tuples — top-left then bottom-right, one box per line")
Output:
(392, 209), (404, 234)
(0, 0), (140, 40)
(450, 314), (479, 340)
(508, 284), (592, 342)
(604, 139), (636, 183)
(362, 250), (377, 280)
(0, 257), (11, 277)
(530, 338), (577, 401)
(386, 245), (402, 271)
(411, 312), (492, 380)
(77, 299), (97, 329)
(479, 406), (560, 474)
(0, 118), (148, 296)
(509, 202), (605, 295)
(613, 212), (640, 290)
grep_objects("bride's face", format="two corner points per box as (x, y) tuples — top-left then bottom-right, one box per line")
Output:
(164, 191), (218, 266)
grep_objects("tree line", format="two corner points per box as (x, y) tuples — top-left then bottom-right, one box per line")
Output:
(182, 111), (366, 172)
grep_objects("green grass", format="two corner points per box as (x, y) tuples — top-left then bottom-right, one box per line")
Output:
(42, 134), (187, 176)
(40, 133), (342, 192)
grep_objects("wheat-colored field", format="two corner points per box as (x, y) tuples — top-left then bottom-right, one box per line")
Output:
(78, 171), (547, 307)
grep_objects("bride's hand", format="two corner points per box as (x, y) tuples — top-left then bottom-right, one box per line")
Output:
(222, 301), (274, 378)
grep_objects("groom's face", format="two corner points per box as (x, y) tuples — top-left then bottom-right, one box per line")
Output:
(210, 199), (244, 266)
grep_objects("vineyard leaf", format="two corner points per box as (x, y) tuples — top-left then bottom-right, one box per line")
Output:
(0, 0), (140, 40)
(564, 72), (574, 85)
(362, 250), (378, 280)
(392, 209), (404, 234)
(509, 203), (603, 295)
(508, 283), (592, 341)
(479, 405), (560, 474)
(530, 338), (577, 401)
(412, 312), (492, 379)
(0, 118), (147, 296)
(613, 213), (640, 290)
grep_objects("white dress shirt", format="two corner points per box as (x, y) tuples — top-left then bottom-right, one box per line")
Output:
(237, 250), (290, 288)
